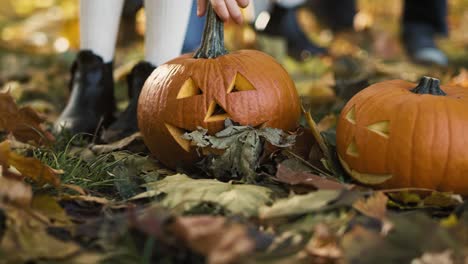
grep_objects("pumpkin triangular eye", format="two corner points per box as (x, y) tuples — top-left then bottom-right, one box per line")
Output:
(177, 78), (203, 99)
(227, 73), (256, 93)
(205, 100), (231, 122)
(345, 106), (356, 124)
(367, 121), (390, 138)
(346, 138), (359, 157)
(165, 123), (191, 152)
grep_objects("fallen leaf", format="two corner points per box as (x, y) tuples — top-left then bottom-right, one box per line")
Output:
(61, 183), (87, 195)
(353, 192), (388, 221)
(259, 190), (341, 219)
(31, 194), (72, 226)
(0, 140), (60, 186)
(289, 127), (319, 162)
(342, 213), (463, 264)
(0, 173), (32, 206)
(90, 132), (146, 155)
(170, 216), (256, 264)
(135, 174), (273, 217)
(386, 190), (462, 210)
(275, 163), (349, 191)
(0, 91), (54, 145)
(411, 250), (454, 264)
(184, 120), (295, 182)
(423, 192), (463, 208)
(0, 204), (80, 263)
(353, 192), (393, 235)
(303, 108), (330, 162)
(60, 195), (110, 205)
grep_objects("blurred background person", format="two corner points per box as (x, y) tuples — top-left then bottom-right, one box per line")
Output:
(252, 0), (448, 66)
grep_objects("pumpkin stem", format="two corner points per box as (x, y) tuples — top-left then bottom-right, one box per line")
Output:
(193, 2), (228, 59)
(410, 76), (446, 96)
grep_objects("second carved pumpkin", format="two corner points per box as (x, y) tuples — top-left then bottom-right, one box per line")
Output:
(138, 4), (300, 169)
(337, 76), (468, 195)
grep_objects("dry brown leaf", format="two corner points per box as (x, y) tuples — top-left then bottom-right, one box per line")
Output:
(61, 183), (87, 195)
(276, 164), (349, 191)
(0, 140), (60, 186)
(60, 195), (110, 205)
(303, 107), (330, 161)
(289, 127), (320, 163)
(0, 170), (32, 206)
(90, 132), (144, 154)
(0, 91), (54, 145)
(353, 192), (388, 221)
(171, 216), (255, 264)
(353, 192), (393, 235)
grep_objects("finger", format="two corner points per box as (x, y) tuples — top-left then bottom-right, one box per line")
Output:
(236, 0), (249, 8)
(226, 0), (243, 24)
(197, 0), (207, 17)
(211, 0), (230, 21)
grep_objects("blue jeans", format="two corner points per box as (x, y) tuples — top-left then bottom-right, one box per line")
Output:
(182, 1), (206, 53)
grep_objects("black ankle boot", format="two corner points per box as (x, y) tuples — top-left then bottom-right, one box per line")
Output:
(101, 61), (155, 143)
(54, 50), (116, 135)
(258, 4), (327, 60)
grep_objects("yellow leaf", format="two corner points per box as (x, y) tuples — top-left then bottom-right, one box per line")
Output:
(0, 140), (60, 186)
(0, 92), (54, 145)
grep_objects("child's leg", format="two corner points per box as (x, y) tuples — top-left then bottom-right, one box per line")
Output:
(80, 0), (125, 62)
(144, 0), (193, 66)
(55, 0), (123, 135)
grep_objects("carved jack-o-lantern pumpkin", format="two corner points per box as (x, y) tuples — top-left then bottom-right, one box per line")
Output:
(336, 77), (468, 195)
(138, 5), (300, 169)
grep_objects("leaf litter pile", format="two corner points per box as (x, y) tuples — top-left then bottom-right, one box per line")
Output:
(1, 1), (468, 264)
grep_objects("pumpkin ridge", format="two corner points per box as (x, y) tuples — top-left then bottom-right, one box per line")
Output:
(440, 99), (452, 190)
(392, 95), (417, 187)
(427, 102), (437, 189)
(410, 103), (420, 188)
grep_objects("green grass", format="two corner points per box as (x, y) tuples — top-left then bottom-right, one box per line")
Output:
(34, 132), (125, 197)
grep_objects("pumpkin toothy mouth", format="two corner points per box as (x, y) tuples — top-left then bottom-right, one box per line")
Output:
(165, 123), (191, 152)
(338, 154), (393, 185)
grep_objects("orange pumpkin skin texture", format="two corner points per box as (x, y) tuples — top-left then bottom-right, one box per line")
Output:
(336, 77), (468, 195)
(137, 5), (300, 169)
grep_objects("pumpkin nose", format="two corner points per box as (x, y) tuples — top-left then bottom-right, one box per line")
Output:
(205, 100), (230, 122)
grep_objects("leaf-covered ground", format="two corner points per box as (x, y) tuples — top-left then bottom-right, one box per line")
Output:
(0, 1), (468, 263)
